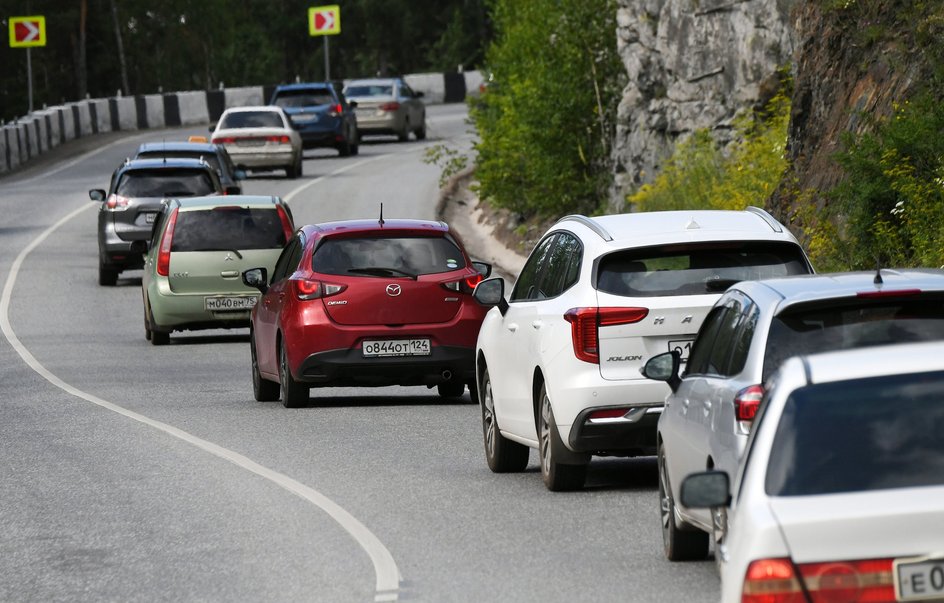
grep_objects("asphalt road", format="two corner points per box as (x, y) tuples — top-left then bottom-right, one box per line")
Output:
(0, 103), (720, 602)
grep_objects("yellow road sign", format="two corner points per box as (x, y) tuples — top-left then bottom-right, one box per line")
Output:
(309, 5), (340, 36)
(9, 16), (46, 48)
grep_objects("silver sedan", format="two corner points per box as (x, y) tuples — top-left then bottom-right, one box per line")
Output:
(210, 106), (303, 179)
(343, 78), (426, 142)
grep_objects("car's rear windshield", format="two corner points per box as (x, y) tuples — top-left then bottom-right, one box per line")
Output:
(344, 85), (393, 97)
(765, 370), (944, 496)
(763, 296), (944, 379)
(312, 236), (466, 277)
(220, 111), (283, 129)
(138, 151), (221, 174)
(116, 169), (215, 198)
(171, 207), (286, 251)
(596, 241), (809, 297)
(272, 90), (335, 108)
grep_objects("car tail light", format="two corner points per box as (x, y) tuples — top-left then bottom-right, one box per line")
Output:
(293, 279), (346, 301)
(734, 385), (765, 422)
(380, 102), (400, 112)
(276, 205), (294, 244)
(212, 136), (236, 144)
(156, 207), (179, 277)
(328, 103), (343, 116)
(742, 557), (895, 603)
(563, 307), (649, 364)
(105, 194), (131, 210)
(443, 272), (483, 295)
(265, 135), (291, 144)
(742, 558), (805, 603)
(587, 408), (630, 422)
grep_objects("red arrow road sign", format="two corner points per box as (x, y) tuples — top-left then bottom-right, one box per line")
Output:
(9, 16), (46, 48)
(308, 5), (341, 36)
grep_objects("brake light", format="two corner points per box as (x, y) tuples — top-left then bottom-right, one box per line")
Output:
(293, 279), (346, 300)
(587, 408), (630, 421)
(734, 385), (765, 422)
(105, 194), (131, 210)
(742, 557), (896, 603)
(156, 207), (178, 277)
(266, 135), (291, 144)
(380, 102), (400, 112)
(328, 103), (343, 116)
(276, 205), (294, 244)
(564, 307), (649, 363)
(212, 136), (236, 144)
(443, 272), (483, 294)
(742, 558), (804, 603)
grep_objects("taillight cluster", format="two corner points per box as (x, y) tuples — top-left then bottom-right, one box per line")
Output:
(380, 102), (400, 112)
(276, 205), (294, 244)
(211, 136), (290, 145)
(563, 307), (649, 364)
(328, 103), (344, 116)
(105, 194), (131, 210)
(742, 557), (895, 603)
(293, 279), (346, 301)
(734, 385), (765, 422)
(443, 272), (483, 295)
(156, 207), (179, 277)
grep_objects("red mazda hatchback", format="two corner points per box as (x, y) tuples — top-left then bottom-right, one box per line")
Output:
(241, 218), (491, 407)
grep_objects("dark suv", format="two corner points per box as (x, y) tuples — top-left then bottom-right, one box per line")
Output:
(89, 157), (223, 286)
(269, 82), (359, 156)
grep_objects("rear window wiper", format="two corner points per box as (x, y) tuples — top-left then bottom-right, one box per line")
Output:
(348, 267), (417, 280)
(187, 248), (244, 258)
(704, 277), (740, 292)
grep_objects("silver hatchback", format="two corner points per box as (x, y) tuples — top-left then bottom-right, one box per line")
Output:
(643, 268), (944, 560)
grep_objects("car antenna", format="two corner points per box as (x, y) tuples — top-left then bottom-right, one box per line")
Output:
(874, 258), (883, 285)
(162, 137), (167, 164)
(379, 203), (385, 227)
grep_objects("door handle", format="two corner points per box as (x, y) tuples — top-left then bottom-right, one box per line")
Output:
(531, 320), (543, 330)
(220, 270), (239, 278)
(507, 323), (518, 333)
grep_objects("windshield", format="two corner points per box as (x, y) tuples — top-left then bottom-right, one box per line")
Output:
(115, 169), (215, 197)
(344, 84), (394, 97)
(312, 236), (466, 276)
(171, 207), (287, 251)
(220, 111), (284, 129)
(765, 371), (944, 496)
(596, 241), (810, 297)
(272, 90), (335, 108)
(763, 296), (944, 379)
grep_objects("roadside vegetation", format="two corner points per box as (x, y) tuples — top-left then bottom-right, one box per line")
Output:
(469, 0), (624, 219)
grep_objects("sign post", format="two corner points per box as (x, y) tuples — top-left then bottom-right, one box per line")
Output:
(308, 5), (340, 81)
(9, 16), (47, 113)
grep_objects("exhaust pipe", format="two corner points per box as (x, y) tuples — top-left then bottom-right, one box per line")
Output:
(441, 369), (452, 381)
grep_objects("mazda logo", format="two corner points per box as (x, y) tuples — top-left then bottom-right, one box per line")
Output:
(386, 284), (401, 297)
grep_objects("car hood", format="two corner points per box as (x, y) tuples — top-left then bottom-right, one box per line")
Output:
(768, 486), (944, 561)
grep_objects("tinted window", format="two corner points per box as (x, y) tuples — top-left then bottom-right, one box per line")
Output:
(766, 371), (944, 496)
(272, 90), (335, 108)
(728, 304), (759, 375)
(685, 306), (730, 375)
(706, 300), (743, 375)
(137, 151), (222, 175)
(171, 207), (287, 251)
(511, 235), (557, 302)
(220, 111), (284, 129)
(344, 85), (393, 97)
(272, 237), (302, 282)
(312, 236), (465, 277)
(763, 296), (944, 380)
(596, 241), (809, 297)
(116, 169), (215, 197)
(538, 234), (582, 298)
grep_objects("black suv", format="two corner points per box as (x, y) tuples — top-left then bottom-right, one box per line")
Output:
(269, 82), (359, 156)
(134, 141), (245, 194)
(89, 157), (223, 286)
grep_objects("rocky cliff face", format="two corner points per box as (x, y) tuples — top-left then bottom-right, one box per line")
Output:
(612, 0), (795, 208)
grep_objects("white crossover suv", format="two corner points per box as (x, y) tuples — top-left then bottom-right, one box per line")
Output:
(472, 208), (812, 491)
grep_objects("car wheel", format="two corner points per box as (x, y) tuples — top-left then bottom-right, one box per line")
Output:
(145, 298), (169, 346)
(337, 139), (352, 157)
(351, 140), (359, 155)
(467, 380), (479, 405)
(150, 329), (169, 346)
(658, 443), (709, 560)
(279, 340), (309, 408)
(415, 119), (427, 140)
(286, 160), (299, 179)
(143, 294), (152, 341)
(480, 366), (529, 473)
(398, 118), (410, 142)
(99, 263), (118, 286)
(538, 384), (587, 491)
(251, 333), (280, 402)
(437, 382), (465, 398)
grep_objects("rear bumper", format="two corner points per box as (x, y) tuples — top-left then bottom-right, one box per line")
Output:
(99, 221), (148, 270)
(148, 285), (258, 332)
(224, 148), (295, 169)
(296, 345), (475, 388)
(568, 406), (660, 456)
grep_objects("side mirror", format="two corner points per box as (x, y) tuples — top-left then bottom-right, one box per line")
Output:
(348, 100), (358, 109)
(208, 123), (216, 133)
(680, 471), (731, 509)
(241, 267), (268, 293)
(225, 185), (242, 195)
(129, 240), (149, 254)
(473, 277), (508, 315)
(641, 350), (682, 392)
(233, 169), (247, 181)
(89, 189), (106, 202)
(471, 260), (492, 279)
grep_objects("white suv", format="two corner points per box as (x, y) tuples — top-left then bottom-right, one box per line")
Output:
(472, 208), (812, 490)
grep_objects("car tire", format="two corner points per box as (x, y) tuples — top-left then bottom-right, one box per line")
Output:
(437, 382), (465, 398)
(143, 294), (152, 341)
(279, 340), (309, 408)
(467, 381), (479, 405)
(99, 263), (118, 287)
(480, 366), (529, 473)
(398, 118), (410, 142)
(145, 298), (169, 346)
(538, 384), (587, 491)
(150, 329), (169, 346)
(252, 333), (280, 402)
(658, 443), (710, 561)
(415, 119), (427, 140)
(338, 139), (352, 157)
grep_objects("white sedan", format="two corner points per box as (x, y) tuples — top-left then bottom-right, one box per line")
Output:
(210, 106), (303, 179)
(680, 340), (944, 603)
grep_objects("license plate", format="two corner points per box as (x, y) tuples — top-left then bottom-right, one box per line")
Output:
(237, 138), (266, 147)
(362, 339), (430, 357)
(668, 339), (694, 362)
(205, 296), (257, 311)
(896, 556), (944, 601)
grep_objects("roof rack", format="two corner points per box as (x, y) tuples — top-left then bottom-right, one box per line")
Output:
(745, 206), (783, 233)
(557, 215), (613, 242)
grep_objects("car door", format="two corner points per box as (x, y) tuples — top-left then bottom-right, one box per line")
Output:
(487, 234), (559, 441)
(255, 234), (304, 378)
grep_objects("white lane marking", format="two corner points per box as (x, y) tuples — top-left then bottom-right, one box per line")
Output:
(0, 170), (401, 602)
